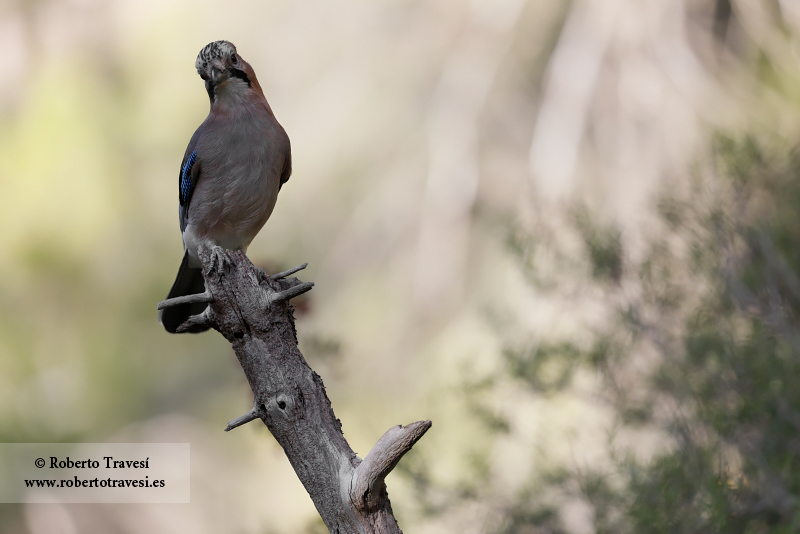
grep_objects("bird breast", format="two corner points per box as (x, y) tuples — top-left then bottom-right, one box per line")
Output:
(186, 106), (287, 254)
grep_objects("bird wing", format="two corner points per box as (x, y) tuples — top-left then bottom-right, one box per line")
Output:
(278, 149), (291, 191)
(178, 130), (203, 232)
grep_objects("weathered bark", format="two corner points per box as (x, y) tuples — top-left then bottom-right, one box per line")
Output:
(158, 246), (430, 533)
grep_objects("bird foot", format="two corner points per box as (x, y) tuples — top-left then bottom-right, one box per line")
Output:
(205, 245), (233, 275)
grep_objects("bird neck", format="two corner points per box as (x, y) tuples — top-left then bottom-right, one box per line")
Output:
(212, 78), (253, 111)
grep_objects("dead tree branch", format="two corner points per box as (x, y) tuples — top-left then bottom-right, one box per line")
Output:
(158, 245), (430, 534)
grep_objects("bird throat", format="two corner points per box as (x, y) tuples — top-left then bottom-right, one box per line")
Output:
(212, 78), (251, 109)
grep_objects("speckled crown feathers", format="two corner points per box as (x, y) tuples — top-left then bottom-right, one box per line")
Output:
(195, 41), (237, 74)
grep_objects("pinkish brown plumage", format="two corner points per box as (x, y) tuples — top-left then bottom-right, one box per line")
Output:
(160, 41), (291, 333)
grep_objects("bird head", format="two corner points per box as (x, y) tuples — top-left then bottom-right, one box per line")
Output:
(195, 41), (262, 105)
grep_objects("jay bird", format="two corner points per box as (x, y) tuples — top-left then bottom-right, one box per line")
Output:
(159, 41), (291, 333)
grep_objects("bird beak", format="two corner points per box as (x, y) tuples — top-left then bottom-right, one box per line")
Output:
(210, 67), (229, 85)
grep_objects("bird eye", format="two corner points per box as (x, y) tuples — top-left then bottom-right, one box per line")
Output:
(231, 54), (238, 64)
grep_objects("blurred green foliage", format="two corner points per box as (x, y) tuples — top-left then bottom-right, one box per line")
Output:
(491, 136), (800, 533)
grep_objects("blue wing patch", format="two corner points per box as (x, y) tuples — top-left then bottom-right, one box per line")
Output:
(179, 151), (198, 205)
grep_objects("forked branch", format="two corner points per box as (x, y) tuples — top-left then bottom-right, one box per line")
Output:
(158, 245), (430, 533)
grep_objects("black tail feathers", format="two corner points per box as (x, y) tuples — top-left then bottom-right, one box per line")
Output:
(159, 252), (210, 333)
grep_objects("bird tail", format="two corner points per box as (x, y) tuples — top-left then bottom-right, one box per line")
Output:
(159, 252), (209, 333)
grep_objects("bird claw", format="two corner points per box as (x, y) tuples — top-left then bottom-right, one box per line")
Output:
(212, 247), (229, 272)
(200, 245), (232, 275)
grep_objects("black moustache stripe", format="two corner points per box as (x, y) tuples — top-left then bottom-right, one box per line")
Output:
(205, 79), (215, 104)
(230, 68), (251, 87)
